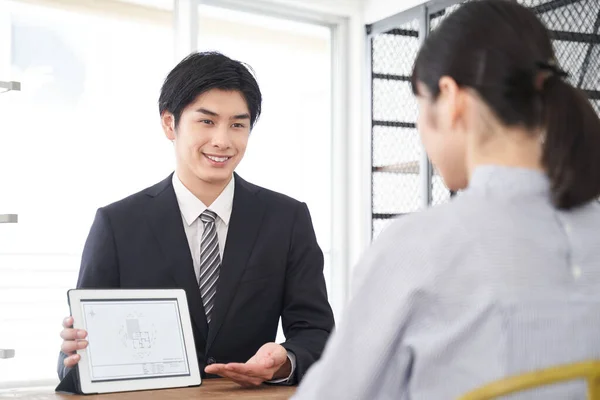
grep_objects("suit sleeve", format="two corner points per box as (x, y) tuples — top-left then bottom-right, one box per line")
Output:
(76, 207), (120, 288)
(280, 202), (335, 383)
(57, 208), (120, 380)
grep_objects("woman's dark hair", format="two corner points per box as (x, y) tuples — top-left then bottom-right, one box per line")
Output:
(412, 0), (600, 210)
(159, 51), (262, 129)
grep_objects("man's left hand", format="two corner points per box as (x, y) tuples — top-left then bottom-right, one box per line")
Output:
(204, 343), (291, 387)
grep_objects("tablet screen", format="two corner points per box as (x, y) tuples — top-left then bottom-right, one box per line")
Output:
(80, 298), (190, 382)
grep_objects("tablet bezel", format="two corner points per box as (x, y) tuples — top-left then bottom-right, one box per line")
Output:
(68, 288), (201, 394)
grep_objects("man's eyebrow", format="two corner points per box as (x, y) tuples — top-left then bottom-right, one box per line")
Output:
(195, 108), (250, 120)
(195, 108), (219, 117)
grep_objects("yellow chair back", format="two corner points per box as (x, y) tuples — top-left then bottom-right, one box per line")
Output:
(459, 360), (600, 400)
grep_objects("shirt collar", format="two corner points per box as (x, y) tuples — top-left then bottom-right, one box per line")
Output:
(468, 165), (550, 196)
(172, 173), (235, 227)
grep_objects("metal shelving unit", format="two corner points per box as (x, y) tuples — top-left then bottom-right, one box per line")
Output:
(366, 0), (600, 240)
(0, 214), (18, 224)
(0, 81), (20, 94)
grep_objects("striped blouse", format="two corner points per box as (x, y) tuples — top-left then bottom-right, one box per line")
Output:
(293, 165), (600, 399)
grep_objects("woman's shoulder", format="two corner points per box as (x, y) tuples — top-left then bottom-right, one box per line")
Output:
(353, 197), (478, 289)
(378, 193), (481, 244)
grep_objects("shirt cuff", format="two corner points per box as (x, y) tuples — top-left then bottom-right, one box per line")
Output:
(266, 351), (296, 384)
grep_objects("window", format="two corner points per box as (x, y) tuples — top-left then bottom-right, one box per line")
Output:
(0, 0), (174, 386)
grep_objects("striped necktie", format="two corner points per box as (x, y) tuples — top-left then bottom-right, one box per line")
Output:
(198, 209), (221, 324)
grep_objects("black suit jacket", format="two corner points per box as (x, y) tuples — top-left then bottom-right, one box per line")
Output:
(58, 173), (334, 384)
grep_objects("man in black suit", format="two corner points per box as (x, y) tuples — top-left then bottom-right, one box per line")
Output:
(57, 51), (334, 387)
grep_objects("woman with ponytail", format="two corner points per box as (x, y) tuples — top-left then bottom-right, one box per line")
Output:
(294, 1), (600, 398)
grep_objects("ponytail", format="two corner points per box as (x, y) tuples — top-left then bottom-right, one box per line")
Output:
(541, 77), (600, 209)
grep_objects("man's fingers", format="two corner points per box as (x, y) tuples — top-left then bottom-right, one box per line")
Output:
(217, 370), (263, 387)
(60, 329), (77, 341)
(60, 341), (78, 354)
(62, 317), (74, 329)
(63, 354), (81, 368)
(226, 363), (262, 376)
(204, 363), (227, 375)
(206, 364), (264, 386)
(61, 340), (88, 354)
(60, 328), (87, 341)
(225, 363), (272, 380)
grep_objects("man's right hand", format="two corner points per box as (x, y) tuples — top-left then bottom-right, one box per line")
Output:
(60, 316), (88, 368)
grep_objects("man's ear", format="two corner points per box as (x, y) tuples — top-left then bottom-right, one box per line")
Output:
(161, 112), (176, 141)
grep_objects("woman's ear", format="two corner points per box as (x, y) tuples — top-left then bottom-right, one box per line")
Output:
(437, 76), (465, 131)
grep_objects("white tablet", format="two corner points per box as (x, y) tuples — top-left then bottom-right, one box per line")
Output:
(68, 289), (201, 394)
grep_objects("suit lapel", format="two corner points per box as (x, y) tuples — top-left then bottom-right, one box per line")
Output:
(206, 174), (265, 350)
(145, 174), (209, 342)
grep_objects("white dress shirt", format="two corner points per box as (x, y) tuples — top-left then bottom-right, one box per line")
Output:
(171, 173), (295, 383)
(172, 173), (234, 283)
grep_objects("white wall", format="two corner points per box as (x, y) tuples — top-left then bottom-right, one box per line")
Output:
(364, 0), (427, 23)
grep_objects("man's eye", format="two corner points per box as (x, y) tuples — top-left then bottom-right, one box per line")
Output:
(232, 123), (246, 128)
(200, 120), (214, 125)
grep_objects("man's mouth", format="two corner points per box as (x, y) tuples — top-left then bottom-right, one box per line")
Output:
(204, 154), (232, 163)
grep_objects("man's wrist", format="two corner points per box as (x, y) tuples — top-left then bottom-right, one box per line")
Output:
(272, 356), (292, 380)
(266, 351), (296, 384)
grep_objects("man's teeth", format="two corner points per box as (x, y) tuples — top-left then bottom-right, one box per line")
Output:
(207, 155), (229, 162)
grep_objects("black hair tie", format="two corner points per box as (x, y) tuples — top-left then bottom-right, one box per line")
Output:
(535, 59), (569, 78)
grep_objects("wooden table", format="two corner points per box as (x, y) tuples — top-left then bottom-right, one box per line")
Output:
(0, 380), (296, 399)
